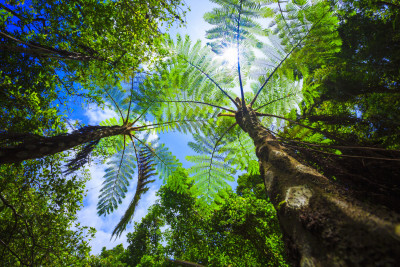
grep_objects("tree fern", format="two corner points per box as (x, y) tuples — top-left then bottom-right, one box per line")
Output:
(134, 0), (343, 207)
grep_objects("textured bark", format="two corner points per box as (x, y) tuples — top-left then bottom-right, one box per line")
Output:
(0, 125), (130, 164)
(235, 106), (400, 266)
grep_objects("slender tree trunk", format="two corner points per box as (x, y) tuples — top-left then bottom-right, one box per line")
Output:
(235, 107), (400, 266)
(0, 125), (129, 164)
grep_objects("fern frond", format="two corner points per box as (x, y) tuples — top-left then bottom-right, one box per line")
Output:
(112, 144), (156, 238)
(97, 137), (136, 216)
(187, 124), (238, 202)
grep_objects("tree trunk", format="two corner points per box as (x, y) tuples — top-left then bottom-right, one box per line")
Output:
(0, 125), (129, 164)
(235, 107), (400, 266)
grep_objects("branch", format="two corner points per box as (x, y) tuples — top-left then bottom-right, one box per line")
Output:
(165, 258), (205, 267)
(0, 194), (21, 218)
(0, 238), (26, 266)
(0, 4), (25, 21)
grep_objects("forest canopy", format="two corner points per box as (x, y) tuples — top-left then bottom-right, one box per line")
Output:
(1, 0), (400, 266)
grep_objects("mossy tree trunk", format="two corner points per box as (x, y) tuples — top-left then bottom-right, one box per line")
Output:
(235, 106), (400, 266)
(0, 125), (130, 164)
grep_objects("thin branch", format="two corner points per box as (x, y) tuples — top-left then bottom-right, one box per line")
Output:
(237, 0), (246, 108)
(155, 100), (235, 113)
(0, 194), (21, 218)
(0, 4), (25, 21)
(104, 88), (124, 120)
(250, 7), (331, 107)
(179, 55), (239, 108)
(0, 239), (27, 266)
(125, 77), (135, 123)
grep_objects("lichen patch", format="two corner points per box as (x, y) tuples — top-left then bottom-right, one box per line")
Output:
(285, 186), (313, 209)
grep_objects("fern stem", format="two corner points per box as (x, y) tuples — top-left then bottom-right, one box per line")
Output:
(130, 106), (150, 126)
(255, 112), (345, 143)
(206, 123), (238, 194)
(132, 119), (206, 131)
(131, 135), (174, 175)
(125, 76), (135, 124)
(254, 93), (295, 111)
(104, 87), (125, 120)
(250, 6), (332, 107)
(278, 1), (295, 45)
(237, 0), (246, 108)
(155, 100), (235, 113)
(179, 55), (239, 108)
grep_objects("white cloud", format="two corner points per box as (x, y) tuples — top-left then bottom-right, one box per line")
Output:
(85, 103), (118, 125)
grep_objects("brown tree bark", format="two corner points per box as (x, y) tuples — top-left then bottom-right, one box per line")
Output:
(0, 125), (130, 164)
(235, 106), (400, 266)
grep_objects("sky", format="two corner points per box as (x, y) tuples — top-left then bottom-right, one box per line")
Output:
(76, 0), (221, 255)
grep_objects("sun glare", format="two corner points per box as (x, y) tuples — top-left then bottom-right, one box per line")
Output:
(221, 47), (237, 66)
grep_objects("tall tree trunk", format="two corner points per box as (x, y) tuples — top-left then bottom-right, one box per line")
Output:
(0, 125), (129, 164)
(235, 107), (400, 266)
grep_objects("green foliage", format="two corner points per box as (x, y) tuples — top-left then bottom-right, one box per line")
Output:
(0, 154), (94, 265)
(187, 129), (237, 203)
(278, 0), (400, 210)
(0, 0), (186, 140)
(236, 173), (266, 199)
(120, 170), (288, 266)
(205, 0), (269, 53)
(97, 128), (179, 236)
(98, 145), (138, 216)
(87, 244), (128, 267)
(125, 205), (166, 267)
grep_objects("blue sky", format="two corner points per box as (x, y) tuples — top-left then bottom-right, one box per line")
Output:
(75, 0), (222, 255)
